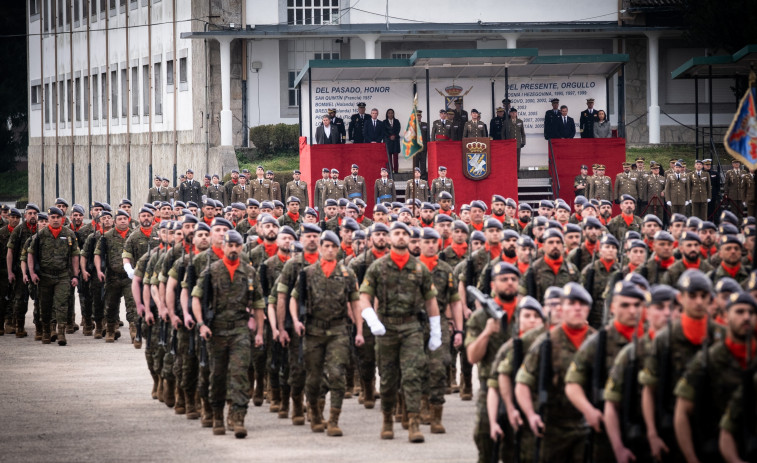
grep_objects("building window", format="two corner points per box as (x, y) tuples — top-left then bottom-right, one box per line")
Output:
(154, 62), (162, 115)
(110, 69), (117, 119)
(287, 39), (340, 107)
(91, 74), (98, 120)
(44, 0), (49, 31)
(287, 0), (340, 25)
(58, 81), (64, 123)
(53, 82), (59, 123)
(45, 84), (50, 122)
(31, 85), (42, 106)
(58, 0), (64, 27)
(90, 0), (96, 20)
(75, 77), (81, 121)
(142, 64), (149, 116)
(100, 0), (105, 18)
(179, 57), (187, 83)
(100, 72), (106, 120)
(166, 60), (174, 87)
(67, 79), (72, 122)
(131, 66), (139, 116)
(30, 0), (40, 17)
(74, 0), (80, 23)
(120, 69), (127, 117)
(83, 76), (89, 121)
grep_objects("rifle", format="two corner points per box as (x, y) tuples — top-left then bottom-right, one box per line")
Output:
(620, 332), (644, 450)
(585, 290), (609, 463)
(199, 257), (213, 368)
(692, 336), (718, 459)
(158, 319), (167, 347)
(185, 251), (198, 356)
(465, 258), (476, 309)
(740, 332), (757, 461)
(533, 313), (552, 463)
(99, 233), (108, 301)
(511, 333), (525, 463)
(145, 323), (152, 349)
(297, 268), (308, 364)
(170, 328), (178, 356)
(584, 249), (598, 327)
(260, 261), (279, 372)
(466, 285), (509, 334)
(655, 318), (674, 438)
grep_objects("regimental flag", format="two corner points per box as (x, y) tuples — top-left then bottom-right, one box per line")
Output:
(402, 94), (424, 159)
(725, 72), (757, 169)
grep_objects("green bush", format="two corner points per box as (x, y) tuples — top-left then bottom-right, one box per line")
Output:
(249, 123), (300, 156)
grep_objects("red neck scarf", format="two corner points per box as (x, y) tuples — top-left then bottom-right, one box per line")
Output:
(715, 314), (726, 326)
(232, 179), (238, 185)
(211, 245), (225, 260)
(7, 225), (14, 234)
(628, 262), (638, 273)
(614, 320), (636, 342)
(222, 256), (240, 280)
(517, 260), (529, 275)
(701, 245), (717, 258)
(680, 313), (708, 346)
(648, 328), (656, 340)
(372, 248), (387, 259)
(562, 323), (590, 349)
(644, 238), (654, 250)
(48, 225), (62, 239)
(390, 250), (410, 270)
(438, 209), (452, 216)
(277, 251), (291, 263)
(584, 239), (598, 256)
(451, 241), (468, 258)
(600, 258), (616, 273)
(203, 216), (214, 226)
(140, 226), (153, 238)
(724, 336), (757, 368)
(256, 237), (264, 246)
(26, 222), (38, 234)
(304, 252), (319, 265)
(544, 255), (563, 275)
(655, 255), (675, 270)
(263, 242), (278, 257)
(320, 259), (337, 278)
(485, 242), (502, 260)
(622, 213), (635, 226)
(518, 219), (529, 229)
(491, 213), (506, 224)
(599, 216), (610, 226)
(421, 218), (434, 228)
(495, 297), (517, 322)
(287, 211), (300, 223)
(501, 253), (518, 265)
(341, 243), (354, 257)
(438, 237), (451, 249)
(721, 262), (741, 278)
(683, 257), (700, 269)
(419, 254), (438, 272)
(70, 222), (82, 232)
(153, 217), (161, 225)
(470, 221), (484, 232)
(356, 215), (365, 223)
(575, 213), (583, 222)
(115, 227), (129, 239)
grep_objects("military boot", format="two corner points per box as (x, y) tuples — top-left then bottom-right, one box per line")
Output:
(407, 413), (425, 443)
(93, 319), (103, 340)
(344, 367), (354, 399)
(174, 387), (186, 415)
(358, 378), (365, 405)
(253, 379), (265, 407)
(5, 319), (15, 335)
(448, 365), (458, 394)
(157, 379), (165, 403)
(269, 387), (281, 413)
(363, 378), (376, 409)
(326, 407), (343, 436)
(65, 323), (75, 334)
(15, 319), (27, 338)
(318, 397), (326, 417)
(226, 406), (235, 431)
(277, 388), (290, 419)
(164, 379), (176, 408)
(381, 409), (394, 440)
(420, 395), (431, 425)
(49, 323), (57, 342)
(57, 323), (67, 346)
(105, 322), (116, 343)
(82, 318), (93, 336)
(185, 391), (199, 420)
(200, 399), (213, 428)
(132, 322), (141, 348)
(151, 374), (160, 400)
(128, 322), (137, 344)
(232, 409), (248, 439)
(34, 323), (42, 341)
(460, 374), (473, 401)
(291, 393), (305, 426)
(41, 324), (51, 344)
(430, 404), (446, 434)
(212, 408), (225, 435)
(309, 401), (325, 433)
(353, 370), (362, 396)
(100, 318), (107, 338)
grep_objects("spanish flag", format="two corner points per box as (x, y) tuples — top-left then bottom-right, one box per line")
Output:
(402, 94), (424, 159)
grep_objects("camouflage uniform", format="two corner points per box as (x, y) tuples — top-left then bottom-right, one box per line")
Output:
(580, 259), (620, 328)
(606, 214), (642, 242)
(192, 258), (265, 413)
(70, 223), (93, 330)
(424, 259), (459, 405)
(235, 217), (257, 238)
(278, 212), (302, 230)
(439, 244), (469, 270)
(516, 325), (597, 463)
(359, 254), (437, 415)
(82, 230), (106, 330)
(7, 223), (36, 328)
(519, 257), (580, 303)
(0, 223), (16, 330)
(291, 261), (359, 411)
(134, 247), (161, 384)
(718, 372), (757, 457)
(95, 229), (137, 325)
(708, 261), (750, 286)
(259, 253), (290, 411)
(567, 243), (596, 276)
(660, 259), (713, 287)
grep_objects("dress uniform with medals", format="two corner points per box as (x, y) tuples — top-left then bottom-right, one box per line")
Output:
(266, 171), (282, 203)
(344, 164), (367, 203)
(430, 166), (455, 205)
(462, 109), (488, 138)
(664, 162), (690, 215)
(230, 178), (251, 205)
(328, 108), (346, 144)
(285, 170), (309, 212)
(374, 168), (396, 205)
(206, 175), (226, 204)
(251, 172), (274, 203)
(688, 160), (712, 220)
(579, 98), (599, 138)
(314, 168), (331, 212)
(324, 169), (347, 203)
(406, 168), (430, 203)
(614, 162), (638, 203)
(644, 162), (667, 221)
(587, 165), (612, 201)
(489, 107), (506, 141)
(348, 103), (368, 143)
(431, 109), (452, 141)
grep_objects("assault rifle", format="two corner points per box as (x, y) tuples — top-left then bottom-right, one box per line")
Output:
(621, 333), (644, 451)
(184, 251), (197, 356)
(584, 289), (609, 463)
(466, 285), (509, 334)
(199, 257), (213, 368)
(297, 269), (308, 364)
(533, 313), (552, 463)
(511, 330), (525, 463)
(692, 336), (718, 460)
(655, 318), (674, 440)
(260, 261), (280, 372)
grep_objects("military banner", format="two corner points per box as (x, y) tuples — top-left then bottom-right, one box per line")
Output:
(461, 138), (491, 180)
(724, 72), (757, 170)
(401, 94), (424, 159)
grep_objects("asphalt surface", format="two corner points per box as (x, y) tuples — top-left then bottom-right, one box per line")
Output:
(0, 302), (479, 462)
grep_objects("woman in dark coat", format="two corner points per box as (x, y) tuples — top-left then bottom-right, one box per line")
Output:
(383, 108), (401, 173)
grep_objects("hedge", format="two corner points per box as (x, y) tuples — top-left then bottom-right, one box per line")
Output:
(249, 124), (300, 156)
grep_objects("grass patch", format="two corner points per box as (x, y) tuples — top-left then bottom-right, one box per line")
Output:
(0, 170), (28, 200)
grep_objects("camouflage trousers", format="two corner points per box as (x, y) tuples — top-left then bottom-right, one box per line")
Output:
(496, 414), (536, 463)
(208, 328), (251, 410)
(536, 421), (587, 463)
(161, 328), (177, 381)
(88, 277), (105, 321)
(286, 330), (306, 395)
(304, 328), (350, 410)
(474, 387), (494, 463)
(376, 320), (427, 414)
(356, 321), (376, 389)
(73, 280), (91, 322)
(424, 320), (451, 405)
(180, 328), (199, 395)
(0, 273), (13, 323)
(37, 275), (71, 327)
(266, 324), (284, 391)
(12, 273), (30, 322)
(143, 314), (163, 377)
(248, 324), (267, 392)
(104, 273), (137, 324)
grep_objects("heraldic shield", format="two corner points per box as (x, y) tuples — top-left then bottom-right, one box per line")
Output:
(461, 138), (492, 180)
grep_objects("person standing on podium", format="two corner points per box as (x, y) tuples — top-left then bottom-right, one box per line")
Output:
(462, 109), (488, 138)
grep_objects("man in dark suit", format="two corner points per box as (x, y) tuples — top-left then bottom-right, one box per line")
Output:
(579, 98), (600, 138)
(179, 169), (202, 204)
(555, 105), (576, 139)
(314, 114), (340, 144)
(543, 98), (561, 140)
(363, 107), (384, 143)
(348, 102), (368, 143)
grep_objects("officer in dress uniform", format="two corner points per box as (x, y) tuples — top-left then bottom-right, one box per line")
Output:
(579, 98), (599, 138)
(704, 158), (721, 221)
(489, 107), (506, 141)
(415, 110), (430, 177)
(285, 170), (309, 213)
(328, 108), (346, 144)
(206, 174), (226, 204)
(344, 164), (367, 203)
(462, 109), (488, 138)
(374, 167), (396, 206)
(543, 98), (561, 140)
(348, 102), (367, 143)
(452, 98), (468, 141)
(431, 109), (452, 142)
(406, 167), (430, 203)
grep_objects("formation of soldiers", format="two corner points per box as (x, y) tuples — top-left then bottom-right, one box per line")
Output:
(1, 155), (756, 462)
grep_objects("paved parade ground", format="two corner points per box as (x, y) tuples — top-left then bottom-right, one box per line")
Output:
(0, 304), (478, 462)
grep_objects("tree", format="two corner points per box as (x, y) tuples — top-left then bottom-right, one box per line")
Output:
(683, 0), (757, 54)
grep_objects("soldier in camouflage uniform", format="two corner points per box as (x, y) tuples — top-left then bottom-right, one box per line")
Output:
(234, 199), (259, 238)
(635, 231), (676, 285)
(81, 211), (113, 340)
(567, 217), (602, 272)
(580, 233), (621, 328)
(707, 234), (750, 286)
(439, 220), (469, 269)
(356, 221), (442, 443)
(466, 262), (520, 462)
(661, 231), (713, 286)
(121, 207), (158, 341)
(27, 206), (81, 345)
(5, 204), (40, 335)
(289, 230), (359, 436)
(0, 208), (21, 336)
(515, 282), (596, 463)
(278, 197), (303, 230)
(607, 194), (643, 241)
(520, 228), (580, 303)
(192, 230), (266, 438)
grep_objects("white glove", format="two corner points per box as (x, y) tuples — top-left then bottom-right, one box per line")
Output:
(707, 199), (711, 203)
(685, 200), (690, 206)
(744, 202), (748, 207)
(428, 315), (442, 351)
(124, 263), (135, 279)
(361, 307), (386, 336)
(666, 201), (672, 207)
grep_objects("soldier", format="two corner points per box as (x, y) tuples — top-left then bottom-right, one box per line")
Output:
(230, 175), (250, 205)
(224, 169), (240, 205)
(355, 221), (442, 443)
(27, 206), (81, 345)
(579, 98), (600, 138)
(717, 355), (757, 461)
(0, 208), (21, 336)
(543, 98), (561, 140)
(121, 207), (158, 342)
(414, 110), (430, 178)
(348, 102), (367, 143)
(207, 175), (227, 203)
(148, 176), (168, 203)
(520, 228), (581, 303)
(374, 167), (396, 206)
(314, 168), (331, 213)
(639, 269), (724, 462)
(179, 169), (202, 204)
(430, 166), (455, 206)
(462, 109), (488, 138)
(567, 216), (602, 272)
(661, 231), (713, 286)
(607, 194), (643, 241)
(289, 230), (360, 435)
(81, 210), (113, 340)
(724, 159), (743, 212)
(278, 197), (303, 230)
(645, 162), (667, 222)
(503, 107), (526, 172)
(515, 282), (596, 463)
(265, 171), (282, 203)
(703, 159), (721, 220)
(614, 162), (639, 203)
(343, 164), (367, 203)
(574, 165), (589, 198)
(452, 98), (469, 139)
(635, 230), (675, 285)
(324, 169), (347, 204)
(406, 167), (430, 203)
(708, 234), (750, 285)
(587, 165), (612, 201)
(580, 233), (621, 328)
(745, 168), (756, 217)
(251, 166), (274, 203)
(285, 170), (308, 213)
(489, 107), (506, 141)
(192, 230), (265, 438)
(665, 161), (689, 216)
(6, 204), (40, 335)
(447, 109), (463, 142)
(688, 159), (712, 220)
(327, 108), (346, 143)
(431, 109), (452, 142)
